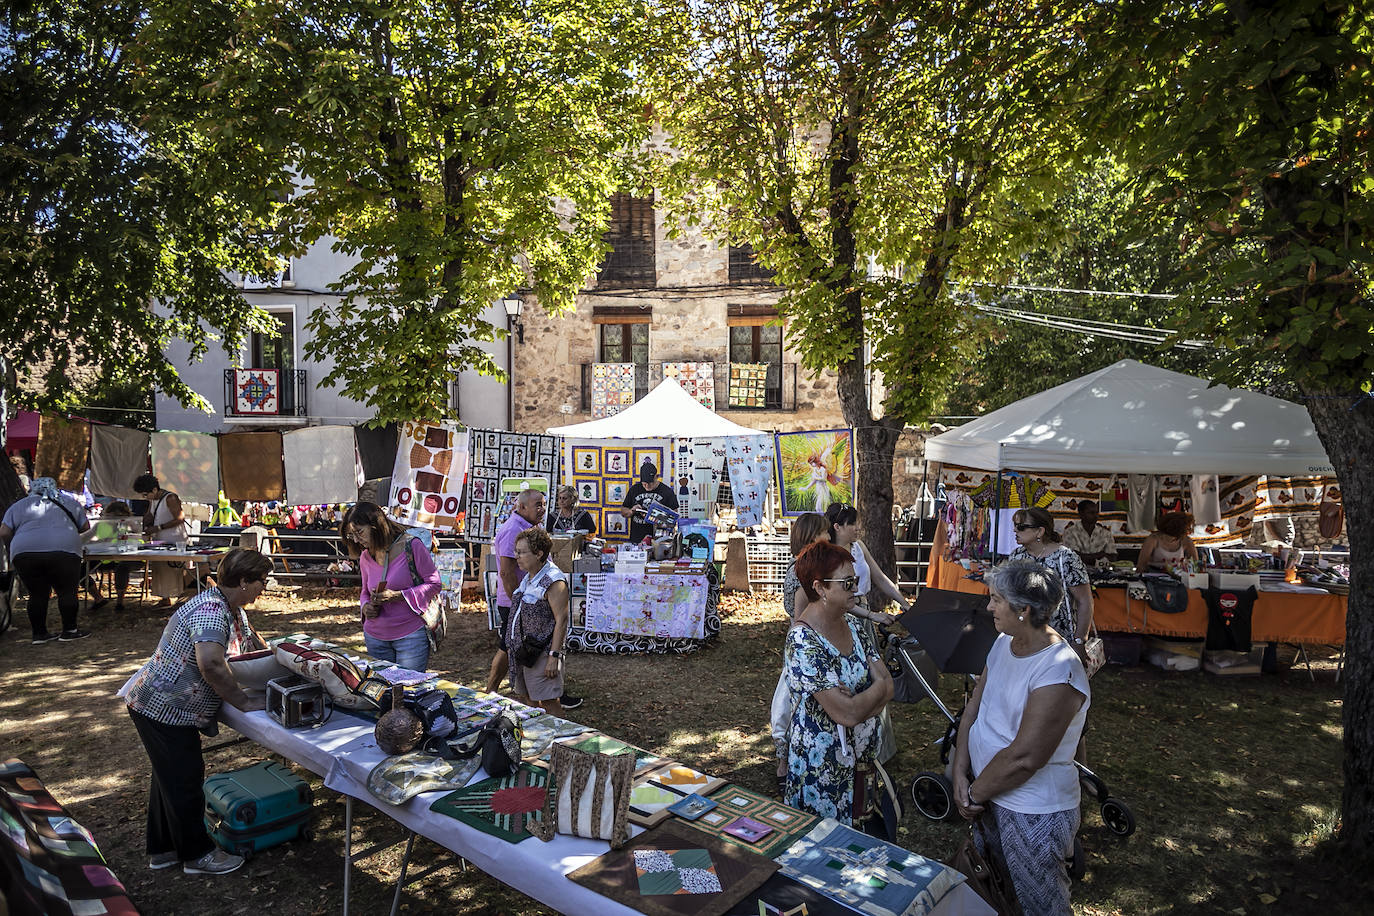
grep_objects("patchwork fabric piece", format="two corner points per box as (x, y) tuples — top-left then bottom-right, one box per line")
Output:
(218, 431), (286, 501)
(691, 784), (818, 859)
(662, 362), (716, 410)
(0, 758), (140, 916)
(88, 424), (150, 498)
(591, 362), (638, 418)
(629, 781), (690, 827)
(566, 563), (723, 655)
(673, 437), (724, 519)
(568, 817), (780, 916)
(727, 363), (769, 408)
(775, 819), (965, 916)
(724, 872), (865, 916)
(635, 847), (724, 894)
(283, 425), (360, 505)
(368, 751), (483, 806)
(775, 429), (853, 516)
(561, 437), (667, 543)
(429, 764), (549, 843)
(390, 421), (469, 533)
(696, 439), (726, 505)
(35, 415), (90, 493)
(151, 430), (221, 504)
(433, 547), (467, 612)
(232, 368), (280, 414)
(583, 573), (710, 639)
(463, 428), (560, 542)
(725, 435), (774, 527)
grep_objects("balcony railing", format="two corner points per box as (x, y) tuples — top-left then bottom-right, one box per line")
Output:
(577, 361), (797, 413)
(224, 368), (308, 417)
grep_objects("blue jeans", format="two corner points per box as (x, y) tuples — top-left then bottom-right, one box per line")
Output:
(364, 627), (430, 672)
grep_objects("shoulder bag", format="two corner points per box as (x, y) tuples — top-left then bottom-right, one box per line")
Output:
(401, 537), (447, 651)
(946, 820), (1018, 915)
(1143, 573), (1189, 613)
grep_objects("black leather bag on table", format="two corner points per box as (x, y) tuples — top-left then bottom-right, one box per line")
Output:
(1143, 574), (1189, 613)
(448, 711), (523, 777)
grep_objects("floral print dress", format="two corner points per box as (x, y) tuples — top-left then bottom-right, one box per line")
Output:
(783, 616), (881, 821)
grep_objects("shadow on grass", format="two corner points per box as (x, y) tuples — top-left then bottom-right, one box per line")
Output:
(0, 587), (1352, 915)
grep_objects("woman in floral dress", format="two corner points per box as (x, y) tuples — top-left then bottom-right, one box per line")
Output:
(783, 541), (893, 821)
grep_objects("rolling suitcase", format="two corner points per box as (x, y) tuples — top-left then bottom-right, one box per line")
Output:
(203, 760), (313, 858)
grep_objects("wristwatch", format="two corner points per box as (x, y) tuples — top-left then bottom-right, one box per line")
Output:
(549, 650), (564, 659)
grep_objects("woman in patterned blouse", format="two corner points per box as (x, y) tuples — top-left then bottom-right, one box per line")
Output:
(1006, 506), (1094, 658)
(124, 548), (273, 876)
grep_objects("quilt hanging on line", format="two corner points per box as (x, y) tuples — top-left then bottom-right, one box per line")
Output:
(463, 428), (560, 542)
(218, 431), (286, 501)
(775, 818), (965, 916)
(389, 421), (469, 533)
(282, 425), (361, 506)
(151, 430), (221, 505)
(725, 434), (773, 527)
(591, 362), (638, 419)
(584, 573), (709, 639)
(727, 363), (769, 408)
(775, 429), (853, 516)
(88, 424), (150, 499)
(35, 415), (90, 493)
(662, 362), (716, 410)
(563, 437), (669, 542)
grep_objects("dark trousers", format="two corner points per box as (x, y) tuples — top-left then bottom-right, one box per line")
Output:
(13, 550), (81, 636)
(127, 707), (214, 861)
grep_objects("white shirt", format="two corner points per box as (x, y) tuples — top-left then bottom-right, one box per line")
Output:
(1061, 521), (1117, 559)
(969, 634), (1089, 814)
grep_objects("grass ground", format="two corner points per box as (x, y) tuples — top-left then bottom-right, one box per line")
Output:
(0, 585), (1362, 915)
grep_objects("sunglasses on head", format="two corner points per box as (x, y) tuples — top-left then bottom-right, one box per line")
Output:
(1015, 523), (1042, 531)
(822, 576), (860, 592)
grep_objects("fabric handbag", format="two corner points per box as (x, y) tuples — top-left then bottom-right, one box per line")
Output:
(853, 758), (903, 841)
(1083, 620), (1106, 678)
(946, 820), (1018, 915)
(478, 712), (523, 778)
(530, 741), (634, 848)
(274, 642), (389, 711)
(405, 688), (459, 740)
(512, 632), (552, 668)
(1143, 574), (1189, 613)
(402, 537), (448, 651)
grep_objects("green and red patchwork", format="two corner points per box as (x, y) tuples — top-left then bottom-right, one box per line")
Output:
(429, 764), (549, 843)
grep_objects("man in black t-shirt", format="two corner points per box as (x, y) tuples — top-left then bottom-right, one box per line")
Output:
(619, 462), (678, 544)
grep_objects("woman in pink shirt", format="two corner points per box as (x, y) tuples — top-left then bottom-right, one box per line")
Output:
(341, 502), (441, 671)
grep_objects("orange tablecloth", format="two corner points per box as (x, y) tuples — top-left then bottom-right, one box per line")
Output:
(924, 553), (1346, 646)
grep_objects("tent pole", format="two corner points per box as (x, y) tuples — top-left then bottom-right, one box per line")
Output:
(992, 469), (1004, 559)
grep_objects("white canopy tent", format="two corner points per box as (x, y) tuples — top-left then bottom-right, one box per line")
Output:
(549, 378), (766, 438)
(924, 360), (1334, 476)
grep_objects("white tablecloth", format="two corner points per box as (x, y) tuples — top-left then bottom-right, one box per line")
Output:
(218, 706), (992, 916)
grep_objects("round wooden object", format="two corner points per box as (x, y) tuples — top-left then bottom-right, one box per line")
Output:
(375, 684), (424, 756)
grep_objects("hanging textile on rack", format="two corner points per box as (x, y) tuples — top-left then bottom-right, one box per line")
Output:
(725, 435), (773, 527)
(966, 474), (1056, 510)
(390, 421), (469, 532)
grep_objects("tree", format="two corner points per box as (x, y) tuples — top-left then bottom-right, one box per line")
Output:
(1098, 0), (1373, 854)
(0, 1), (281, 415)
(156, 0), (678, 423)
(658, 0), (1084, 577)
(944, 160), (1199, 415)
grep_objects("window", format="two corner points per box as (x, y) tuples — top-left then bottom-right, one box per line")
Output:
(597, 192), (656, 287)
(251, 311), (295, 373)
(729, 322), (783, 408)
(599, 322), (650, 396)
(728, 243), (775, 285)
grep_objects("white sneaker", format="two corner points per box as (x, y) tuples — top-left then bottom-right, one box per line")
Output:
(183, 847), (245, 875)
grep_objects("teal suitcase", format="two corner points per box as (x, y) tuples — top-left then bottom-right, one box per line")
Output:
(203, 761), (313, 857)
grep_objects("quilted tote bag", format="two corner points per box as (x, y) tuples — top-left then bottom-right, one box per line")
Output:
(530, 741), (634, 848)
(227, 648), (291, 692)
(274, 642), (388, 711)
(1083, 620), (1106, 678)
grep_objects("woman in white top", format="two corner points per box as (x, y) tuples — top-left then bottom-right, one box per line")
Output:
(134, 474), (191, 606)
(1136, 512), (1199, 574)
(823, 503), (910, 624)
(954, 559), (1089, 916)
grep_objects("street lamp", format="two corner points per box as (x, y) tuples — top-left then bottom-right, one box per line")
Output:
(503, 294), (525, 344)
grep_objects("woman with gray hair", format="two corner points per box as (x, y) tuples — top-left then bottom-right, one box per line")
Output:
(953, 559), (1089, 916)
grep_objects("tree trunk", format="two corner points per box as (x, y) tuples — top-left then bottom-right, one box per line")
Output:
(1307, 393), (1374, 857)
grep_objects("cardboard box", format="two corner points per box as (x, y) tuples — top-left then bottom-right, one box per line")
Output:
(550, 534), (586, 573)
(1208, 571), (1261, 590)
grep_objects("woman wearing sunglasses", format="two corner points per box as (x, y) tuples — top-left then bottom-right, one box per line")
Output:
(1006, 506), (1093, 658)
(782, 541), (893, 823)
(823, 503), (911, 625)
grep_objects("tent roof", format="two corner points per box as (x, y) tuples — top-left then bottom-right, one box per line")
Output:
(548, 378), (766, 439)
(924, 360), (1333, 475)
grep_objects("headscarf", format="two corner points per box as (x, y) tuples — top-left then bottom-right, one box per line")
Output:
(29, 477), (60, 500)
